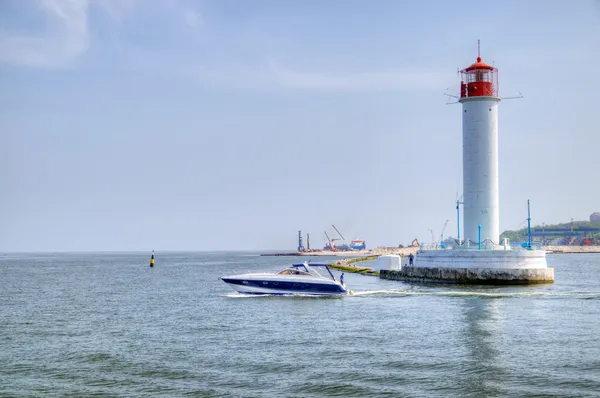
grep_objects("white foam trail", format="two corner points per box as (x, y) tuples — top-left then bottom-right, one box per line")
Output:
(223, 290), (600, 299)
(223, 293), (275, 298)
(348, 290), (600, 299)
(222, 293), (342, 299)
(350, 290), (413, 296)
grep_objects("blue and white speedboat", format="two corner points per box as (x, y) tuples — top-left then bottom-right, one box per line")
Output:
(220, 262), (348, 296)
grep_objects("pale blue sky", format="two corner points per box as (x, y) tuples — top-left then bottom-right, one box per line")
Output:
(1, 0), (599, 252)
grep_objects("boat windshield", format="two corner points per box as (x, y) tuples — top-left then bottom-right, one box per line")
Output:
(278, 268), (310, 275)
(304, 265), (325, 278)
(288, 262), (337, 280)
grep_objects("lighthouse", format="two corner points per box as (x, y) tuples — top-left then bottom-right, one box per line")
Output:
(379, 44), (554, 284)
(459, 50), (500, 245)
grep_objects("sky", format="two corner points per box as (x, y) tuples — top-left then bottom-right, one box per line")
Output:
(1, 0), (599, 252)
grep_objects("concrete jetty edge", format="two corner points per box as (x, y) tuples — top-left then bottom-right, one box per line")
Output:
(380, 267), (555, 285)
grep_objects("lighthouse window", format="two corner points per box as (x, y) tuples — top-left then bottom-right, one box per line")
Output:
(468, 71), (491, 83)
(468, 73), (480, 83)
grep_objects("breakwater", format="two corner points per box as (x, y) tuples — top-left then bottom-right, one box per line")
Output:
(544, 245), (600, 253)
(260, 245), (600, 258)
(328, 256), (379, 276)
(260, 252), (300, 257)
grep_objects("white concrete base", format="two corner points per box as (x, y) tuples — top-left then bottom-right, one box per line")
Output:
(378, 249), (554, 284)
(373, 255), (408, 271)
(414, 249), (548, 269)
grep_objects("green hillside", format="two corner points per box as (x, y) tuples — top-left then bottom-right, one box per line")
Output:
(501, 220), (600, 242)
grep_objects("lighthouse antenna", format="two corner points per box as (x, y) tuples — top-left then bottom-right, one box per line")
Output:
(444, 89), (459, 99)
(501, 92), (524, 100)
(477, 39), (480, 58)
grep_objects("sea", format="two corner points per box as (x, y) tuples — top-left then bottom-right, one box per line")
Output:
(1, 252), (599, 397)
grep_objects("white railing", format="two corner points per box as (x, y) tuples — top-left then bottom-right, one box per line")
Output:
(419, 238), (543, 252)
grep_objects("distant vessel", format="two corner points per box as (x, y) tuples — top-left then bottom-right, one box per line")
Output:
(350, 240), (366, 250)
(220, 262), (348, 296)
(323, 225), (367, 252)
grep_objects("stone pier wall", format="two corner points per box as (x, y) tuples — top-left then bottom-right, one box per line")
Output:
(380, 267), (554, 285)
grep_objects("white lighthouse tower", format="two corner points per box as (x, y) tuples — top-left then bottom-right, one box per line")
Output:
(384, 44), (555, 285)
(459, 51), (500, 245)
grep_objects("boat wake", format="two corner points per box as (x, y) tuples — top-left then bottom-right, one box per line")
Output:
(348, 290), (600, 299)
(223, 293), (343, 299)
(223, 290), (600, 300)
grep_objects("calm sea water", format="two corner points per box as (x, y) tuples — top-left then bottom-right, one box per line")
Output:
(1, 252), (599, 397)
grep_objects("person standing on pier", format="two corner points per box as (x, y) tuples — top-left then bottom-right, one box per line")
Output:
(409, 253), (414, 266)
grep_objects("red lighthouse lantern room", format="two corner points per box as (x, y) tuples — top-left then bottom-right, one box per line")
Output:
(460, 55), (498, 99)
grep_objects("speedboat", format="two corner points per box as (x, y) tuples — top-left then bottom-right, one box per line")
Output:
(220, 262), (348, 296)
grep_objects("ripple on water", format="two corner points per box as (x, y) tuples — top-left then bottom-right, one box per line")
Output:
(1, 252), (599, 397)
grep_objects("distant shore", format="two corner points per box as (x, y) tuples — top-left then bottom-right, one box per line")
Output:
(261, 245), (600, 257)
(544, 246), (600, 254)
(261, 247), (420, 257)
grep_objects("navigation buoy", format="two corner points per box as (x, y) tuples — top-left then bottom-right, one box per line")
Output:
(150, 250), (155, 268)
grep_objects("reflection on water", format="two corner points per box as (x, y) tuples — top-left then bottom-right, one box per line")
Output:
(459, 298), (506, 396)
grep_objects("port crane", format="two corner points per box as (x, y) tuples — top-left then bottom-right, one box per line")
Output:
(324, 231), (339, 251)
(440, 220), (449, 247)
(332, 224), (349, 250)
(298, 230), (305, 252)
(456, 195), (464, 244)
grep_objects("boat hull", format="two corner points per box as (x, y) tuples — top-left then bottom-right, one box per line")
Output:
(221, 276), (347, 296)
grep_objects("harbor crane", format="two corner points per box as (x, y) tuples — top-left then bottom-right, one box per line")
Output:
(332, 224), (348, 249)
(440, 220), (449, 246)
(456, 195), (464, 244)
(324, 231), (339, 251)
(298, 230), (305, 252)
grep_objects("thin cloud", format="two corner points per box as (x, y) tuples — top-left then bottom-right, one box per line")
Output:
(0, 1), (452, 94)
(95, 0), (140, 23)
(177, 61), (453, 93)
(267, 61), (450, 92)
(0, 0), (90, 69)
(0, 0), (192, 69)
